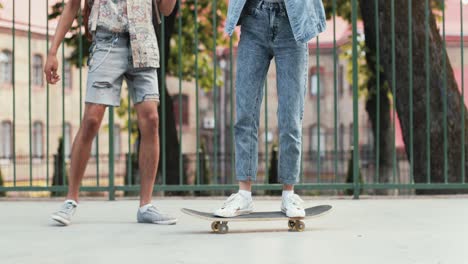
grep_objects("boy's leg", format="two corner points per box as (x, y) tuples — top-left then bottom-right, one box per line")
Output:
(51, 103), (106, 225)
(134, 101), (159, 207)
(67, 103), (107, 201)
(51, 30), (127, 226)
(68, 31), (126, 201)
(273, 11), (309, 217)
(126, 68), (176, 225)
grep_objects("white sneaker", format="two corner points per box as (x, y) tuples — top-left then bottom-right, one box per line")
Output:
(137, 205), (178, 225)
(214, 193), (253, 217)
(51, 200), (78, 226)
(281, 193), (305, 218)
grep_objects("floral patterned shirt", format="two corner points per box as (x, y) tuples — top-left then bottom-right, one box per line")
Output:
(93, 0), (129, 33)
(88, 0), (160, 68)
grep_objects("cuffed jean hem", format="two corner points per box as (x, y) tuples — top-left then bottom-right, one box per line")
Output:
(236, 175), (255, 182)
(279, 178), (299, 185)
(236, 176), (299, 185)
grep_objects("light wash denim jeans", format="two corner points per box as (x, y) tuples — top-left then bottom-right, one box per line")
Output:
(235, 0), (308, 185)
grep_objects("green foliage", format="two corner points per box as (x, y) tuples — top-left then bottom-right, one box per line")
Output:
(168, 0), (231, 92)
(323, 0), (354, 22)
(340, 34), (371, 99)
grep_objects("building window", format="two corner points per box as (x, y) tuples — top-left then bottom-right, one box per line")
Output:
(32, 54), (44, 87)
(64, 123), (72, 158)
(173, 94), (189, 126)
(0, 121), (12, 159)
(113, 125), (121, 158)
(32, 121), (44, 159)
(310, 125), (327, 157)
(0, 50), (12, 84)
(310, 67), (324, 97)
(64, 60), (72, 90)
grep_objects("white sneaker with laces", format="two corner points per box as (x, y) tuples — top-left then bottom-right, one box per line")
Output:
(281, 193), (306, 218)
(214, 192), (253, 218)
(51, 200), (78, 226)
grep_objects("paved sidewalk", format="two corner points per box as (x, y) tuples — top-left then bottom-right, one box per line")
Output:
(0, 197), (467, 264)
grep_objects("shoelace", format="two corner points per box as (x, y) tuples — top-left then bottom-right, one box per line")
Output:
(285, 194), (304, 207)
(147, 206), (166, 216)
(60, 202), (76, 214)
(222, 193), (242, 208)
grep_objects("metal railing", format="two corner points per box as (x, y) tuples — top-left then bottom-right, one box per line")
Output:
(0, 0), (466, 199)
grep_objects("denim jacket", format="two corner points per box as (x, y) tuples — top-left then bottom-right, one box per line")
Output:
(225, 0), (327, 43)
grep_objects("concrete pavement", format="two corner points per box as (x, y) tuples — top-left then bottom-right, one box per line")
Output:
(0, 197), (467, 264)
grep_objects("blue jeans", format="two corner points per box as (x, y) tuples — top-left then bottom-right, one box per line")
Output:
(235, 0), (308, 185)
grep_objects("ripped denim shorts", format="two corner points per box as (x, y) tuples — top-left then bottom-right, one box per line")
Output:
(85, 27), (159, 106)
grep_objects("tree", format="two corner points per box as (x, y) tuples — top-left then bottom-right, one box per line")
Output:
(325, 0), (467, 194)
(325, 1), (394, 192)
(372, 0), (467, 193)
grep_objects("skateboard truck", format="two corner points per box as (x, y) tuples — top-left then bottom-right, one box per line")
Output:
(210, 219), (305, 234)
(288, 220), (305, 232)
(211, 221), (229, 234)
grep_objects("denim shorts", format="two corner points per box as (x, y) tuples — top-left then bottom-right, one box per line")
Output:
(85, 28), (159, 107)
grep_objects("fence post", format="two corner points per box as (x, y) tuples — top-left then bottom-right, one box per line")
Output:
(109, 107), (115, 201)
(351, 0), (360, 200)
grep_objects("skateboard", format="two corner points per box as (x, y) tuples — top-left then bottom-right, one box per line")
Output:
(181, 205), (332, 234)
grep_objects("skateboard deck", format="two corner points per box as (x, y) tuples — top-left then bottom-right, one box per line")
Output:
(181, 205), (332, 234)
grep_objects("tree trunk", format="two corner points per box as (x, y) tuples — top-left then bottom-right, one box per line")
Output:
(359, 0), (394, 194)
(153, 5), (183, 188)
(364, 77), (394, 194)
(375, 0), (468, 193)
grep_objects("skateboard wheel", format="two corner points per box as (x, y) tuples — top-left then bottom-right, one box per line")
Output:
(288, 220), (296, 230)
(211, 221), (221, 232)
(218, 223), (229, 234)
(296, 221), (305, 232)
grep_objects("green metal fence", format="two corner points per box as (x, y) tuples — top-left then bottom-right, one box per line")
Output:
(0, 0), (467, 199)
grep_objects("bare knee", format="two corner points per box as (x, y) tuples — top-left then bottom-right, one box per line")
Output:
(139, 113), (159, 135)
(81, 115), (101, 141)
